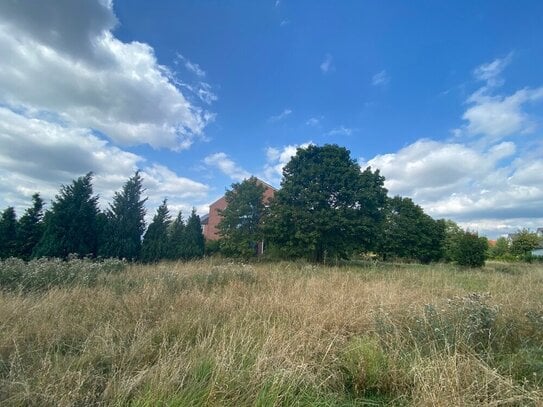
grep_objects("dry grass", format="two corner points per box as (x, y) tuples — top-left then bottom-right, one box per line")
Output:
(1, 259), (542, 406)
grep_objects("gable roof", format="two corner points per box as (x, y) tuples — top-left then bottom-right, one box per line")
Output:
(208, 176), (277, 207)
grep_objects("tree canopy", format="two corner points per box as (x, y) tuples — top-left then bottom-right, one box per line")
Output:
(34, 173), (99, 258)
(0, 207), (18, 259)
(266, 144), (387, 263)
(141, 199), (171, 263)
(16, 193), (44, 260)
(377, 196), (445, 263)
(101, 171), (147, 260)
(218, 177), (267, 258)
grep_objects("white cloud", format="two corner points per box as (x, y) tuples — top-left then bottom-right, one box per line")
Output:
(320, 54), (334, 74)
(454, 55), (543, 141)
(371, 70), (390, 86)
(263, 141), (313, 184)
(461, 87), (543, 140)
(185, 60), (206, 77)
(0, 0), (214, 150)
(306, 117), (322, 127)
(364, 138), (543, 236)
(0, 107), (212, 220)
(473, 53), (512, 87)
(280, 19), (289, 26)
(268, 108), (292, 123)
(204, 153), (251, 181)
(326, 126), (353, 137)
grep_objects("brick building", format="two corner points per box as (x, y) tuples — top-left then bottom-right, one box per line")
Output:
(201, 178), (276, 241)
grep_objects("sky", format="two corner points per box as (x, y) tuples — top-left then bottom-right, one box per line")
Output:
(1, 0), (543, 238)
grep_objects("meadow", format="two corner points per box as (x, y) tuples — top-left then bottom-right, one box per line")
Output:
(1, 258), (542, 406)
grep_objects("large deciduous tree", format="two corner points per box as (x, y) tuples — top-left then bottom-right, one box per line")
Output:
(377, 196), (445, 263)
(265, 144), (387, 263)
(100, 171), (147, 260)
(510, 229), (541, 258)
(218, 177), (266, 258)
(34, 173), (100, 258)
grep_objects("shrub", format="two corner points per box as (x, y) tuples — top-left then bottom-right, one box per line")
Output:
(452, 231), (488, 267)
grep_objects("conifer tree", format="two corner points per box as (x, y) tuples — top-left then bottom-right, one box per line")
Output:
(141, 199), (171, 262)
(16, 193), (44, 260)
(34, 173), (99, 258)
(182, 208), (205, 259)
(168, 211), (185, 260)
(0, 206), (18, 259)
(101, 171), (147, 260)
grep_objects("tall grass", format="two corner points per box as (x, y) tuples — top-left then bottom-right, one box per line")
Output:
(0, 259), (542, 405)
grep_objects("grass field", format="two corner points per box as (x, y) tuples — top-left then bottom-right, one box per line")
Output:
(1, 259), (543, 406)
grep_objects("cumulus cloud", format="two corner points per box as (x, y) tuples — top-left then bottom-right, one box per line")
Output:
(263, 141), (313, 184)
(0, 107), (212, 219)
(455, 55), (543, 141)
(364, 138), (543, 236)
(462, 87), (543, 140)
(204, 153), (251, 181)
(0, 0), (215, 221)
(0, 0), (214, 150)
(371, 70), (390, 86)
(320, 54), (334, 74)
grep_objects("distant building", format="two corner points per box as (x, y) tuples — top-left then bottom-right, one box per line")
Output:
(201, 178), (277, 242)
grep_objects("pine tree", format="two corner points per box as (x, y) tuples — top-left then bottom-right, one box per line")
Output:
(34, 173), (99, 258)
(0, 207), (18, 259)
(16, 193), (44, 260)
(101, 171), (147, 260)
(141, 199), (171, 263)
(168, 211), (185, 260)
(182, 208), (205, 259)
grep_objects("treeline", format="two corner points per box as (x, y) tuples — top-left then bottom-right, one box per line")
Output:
(0, 172), (205, 262)
(1, 144), (540, 266)
(217, 145), (492, 266)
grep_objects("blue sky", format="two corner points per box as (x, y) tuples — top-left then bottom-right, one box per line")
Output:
(1, 0), (542, 237)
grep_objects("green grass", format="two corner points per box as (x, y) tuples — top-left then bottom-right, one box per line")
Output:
(0, 259), (542, 405)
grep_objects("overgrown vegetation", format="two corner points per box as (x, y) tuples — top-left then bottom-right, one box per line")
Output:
(0, 259), (542, 405)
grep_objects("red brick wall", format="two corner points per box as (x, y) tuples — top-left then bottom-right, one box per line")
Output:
(204, 181), (276, 241)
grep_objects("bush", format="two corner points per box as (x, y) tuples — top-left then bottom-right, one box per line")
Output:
(452, 231), (487, 267)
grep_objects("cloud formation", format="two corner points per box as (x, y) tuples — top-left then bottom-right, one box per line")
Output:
(371, 70), (390, 86)
(454, 54), (543, 142)
(320, 54), (334, 74)
(268, 109), (292, 123)
(0, 0), (215, 218)
(0, 0), (214, 150)
(204, 153), (251, 181)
